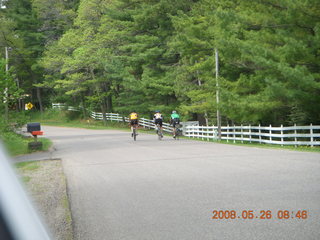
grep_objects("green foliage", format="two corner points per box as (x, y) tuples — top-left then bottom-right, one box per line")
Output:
(29, 109), (130, 130)
(2, 0), (320, 126)
(0, 129), (52, 156)
(15, 161), (40, 171)
(0, 59), (24, 114)
(170, 0), (320, 125)
(64, 110), (83, 121)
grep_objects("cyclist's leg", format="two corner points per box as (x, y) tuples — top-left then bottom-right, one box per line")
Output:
(134, 122), (138, 135)
(155, 120), (160, 134)
(130, 121), (134, 137)
(160, 121), (163, 137)
(172, 121), (176, 137)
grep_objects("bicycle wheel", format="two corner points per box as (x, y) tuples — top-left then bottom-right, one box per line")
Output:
(157, 126), (162, 140)
(176, 128), (180, 140)
(133, 128), (137, 141)
(172, 128), (176, 140)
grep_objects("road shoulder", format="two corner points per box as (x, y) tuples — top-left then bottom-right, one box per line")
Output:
(15, 159), (73, 240)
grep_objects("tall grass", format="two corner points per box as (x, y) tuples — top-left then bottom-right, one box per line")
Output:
(30, 109), (130, 130)
(1, 132), (52, 156)
(0, 112), (52, 156)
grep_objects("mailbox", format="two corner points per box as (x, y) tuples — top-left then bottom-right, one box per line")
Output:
(27, 123), (41, 133)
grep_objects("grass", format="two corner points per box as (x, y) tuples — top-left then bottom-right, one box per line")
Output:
(21, 176), (32, 183)
(187, 137), (320, 153)
(1, 132), (52, 156)
(30, 109), (130, 130)
(15, 161), (40, 184)
(15, 161), (40, 170)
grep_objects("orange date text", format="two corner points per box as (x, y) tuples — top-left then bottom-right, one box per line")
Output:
(211, 210), (308, 220)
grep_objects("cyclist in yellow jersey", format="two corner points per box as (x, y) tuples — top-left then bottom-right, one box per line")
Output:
(153, 110), (163, 138)
(129, 111), (139, 137)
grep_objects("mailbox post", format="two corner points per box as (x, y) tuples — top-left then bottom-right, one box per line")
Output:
(26, 123), (43, 150)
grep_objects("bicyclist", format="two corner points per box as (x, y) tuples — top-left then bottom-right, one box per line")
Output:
(170, 110), (180, 138)
(153, 110), (163, 137)
(129, 111), (138, 137)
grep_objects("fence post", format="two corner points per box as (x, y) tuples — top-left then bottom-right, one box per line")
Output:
(197, 125), (200, 139)
(207, 125), (209, 141)
(233, 125), (236, 143)
(241, 124), (243, 143)
(310, 123), (314, 147)
(294, 123), (297, 148)
(192, 126), (195, 139)
(227, 124), (229, 143)
(281, 124), (283, 146)
(259, 124), (261, 144)
(249, 124), (251, 143)
(201, 126), (204, 140)
(269, 124), (272, 143)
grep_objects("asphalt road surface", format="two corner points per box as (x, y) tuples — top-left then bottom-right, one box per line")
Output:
(43, 126), (320, 240)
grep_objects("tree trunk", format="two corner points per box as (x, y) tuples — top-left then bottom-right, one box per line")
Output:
(101, 97), (107, 126)
(36, 87), (43, 113)
(102, 82), (113, 112)
(106, 95), (112, 112)
(204, 112), (209, 126)
(80, 94), (87, 118)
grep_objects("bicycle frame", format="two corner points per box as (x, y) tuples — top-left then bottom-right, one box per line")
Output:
(156, 124), (162, 140)
(173, 124), (182, 140)
(131, 124), (138, 141)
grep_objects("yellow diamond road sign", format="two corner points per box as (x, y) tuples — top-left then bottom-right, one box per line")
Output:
(25, 102), (33, 110)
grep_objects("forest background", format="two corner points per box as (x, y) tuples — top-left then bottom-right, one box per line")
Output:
(1, 0), (319, 126)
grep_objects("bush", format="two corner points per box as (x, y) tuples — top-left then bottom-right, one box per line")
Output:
(65, 110), (83, 121)
(0, 112), (29, 155)
(0, 112), (28, 132)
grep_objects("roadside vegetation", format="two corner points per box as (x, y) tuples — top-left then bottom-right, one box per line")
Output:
(15, 161), (40, 172)
(0, 112), (52, 156)
(190, 137), (320, 153)
(30, 109), (130, 130)
(29, 109), (319, 153)
(3, 133), (52, 156)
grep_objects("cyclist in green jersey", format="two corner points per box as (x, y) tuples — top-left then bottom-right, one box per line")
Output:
(170, 110), (180, 138)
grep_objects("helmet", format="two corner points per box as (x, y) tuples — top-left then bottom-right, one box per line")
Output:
(172, 110), (176, 114)
(155, 110), (160, 113)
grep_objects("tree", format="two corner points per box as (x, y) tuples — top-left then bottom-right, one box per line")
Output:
(0, 58), (23, 116)
(170, 0), (320, 125)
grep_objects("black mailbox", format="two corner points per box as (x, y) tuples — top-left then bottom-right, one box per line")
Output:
(27, 122), (41, 133)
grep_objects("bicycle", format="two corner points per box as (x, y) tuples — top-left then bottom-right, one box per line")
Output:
(131, 124), (138, 141)
(156, 124), (163, 140)
(173, 124), (182, 140)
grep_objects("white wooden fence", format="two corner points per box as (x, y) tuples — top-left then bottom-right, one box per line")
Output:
(52, 103), (66, 109)
(52, 103), (319, 146)
(90, 111), (174, 133)
(185, 124), (320, 147)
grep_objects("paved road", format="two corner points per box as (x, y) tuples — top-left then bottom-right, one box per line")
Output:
(42, 126), (320, 240)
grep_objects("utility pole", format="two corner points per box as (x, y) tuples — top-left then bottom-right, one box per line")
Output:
(4, 46), (9, 122)
(196, 61), (209, 126)
(215, 48), (221, 140)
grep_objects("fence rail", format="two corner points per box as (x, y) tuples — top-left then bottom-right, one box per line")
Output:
(90, 112), (174, 133)
(52, 103), (66, 109)
(52, 103), (319, 146)
(185, 124), (320, 146)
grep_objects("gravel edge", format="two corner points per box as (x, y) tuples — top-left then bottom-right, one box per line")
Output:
(16, 159), (73, 240)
